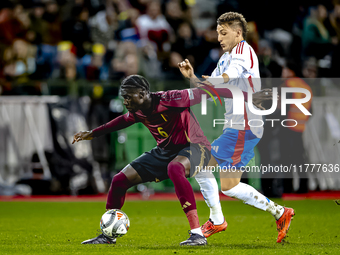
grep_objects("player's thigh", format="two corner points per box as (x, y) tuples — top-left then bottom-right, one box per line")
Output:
(211, 129), (259, 169)
(177, 143), (211, 178)
(220, 170), (243, 191)
(208, 155), (218, 167)
(121, 164), (143, 185)
(130, 147), (176, 182)
(211, 129), (239, 163)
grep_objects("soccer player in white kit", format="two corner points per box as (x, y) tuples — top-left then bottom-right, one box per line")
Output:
(179, 12), (295, 243)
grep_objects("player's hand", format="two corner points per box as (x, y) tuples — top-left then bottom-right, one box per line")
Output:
(196, 78), (213, 88)
(252, 88), (277, 110)
(178, 59), (195, 79)
(188, 74), (213, 88)
(72, 131), (93, 144)
(200, 75), (213, 86)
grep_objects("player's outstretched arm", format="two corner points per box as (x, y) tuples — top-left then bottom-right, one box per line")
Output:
(201, 73), (229, 85)
(178, 59), (228, 87)
(192, 86), (275, 109)
(72, 131), (93, 144)
(252, 88), (275, 110)
(72, 113), (136, 144)
(158, 86), (274, 110)
(178, 59), (198, 81)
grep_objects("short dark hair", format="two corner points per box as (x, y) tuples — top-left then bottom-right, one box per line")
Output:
(120, 75), (150, 92)
(217, 12), (248, 39)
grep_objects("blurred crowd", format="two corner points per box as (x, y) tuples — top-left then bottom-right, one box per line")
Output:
(1, 0), (340, 195)
(0, 0), (340, 95)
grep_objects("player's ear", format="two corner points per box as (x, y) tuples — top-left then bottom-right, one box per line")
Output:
(236, 28), (242, 38)
(139, 90), (145, 98)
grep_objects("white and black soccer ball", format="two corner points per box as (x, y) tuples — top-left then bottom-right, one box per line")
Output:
(100, 209), (130, 238)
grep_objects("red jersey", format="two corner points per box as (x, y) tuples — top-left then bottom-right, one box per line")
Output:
(92, 89), (210, 150)
(92, 87), (249, 150)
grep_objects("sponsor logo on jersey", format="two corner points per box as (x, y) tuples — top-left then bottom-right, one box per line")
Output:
(187, 89), (194, 100)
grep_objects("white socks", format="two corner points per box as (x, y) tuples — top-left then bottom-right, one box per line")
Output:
(191, 227), (204, 237)
(195, 170), (285, 223)
(209, 202), (224, 225)
(222, 182), (285, 220)
(195, 172), (225, 225)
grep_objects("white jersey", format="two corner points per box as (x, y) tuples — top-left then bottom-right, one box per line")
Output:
(211, 40), (263, 138)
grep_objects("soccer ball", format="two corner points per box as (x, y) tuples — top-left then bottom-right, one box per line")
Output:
(100, 209), (130, 238)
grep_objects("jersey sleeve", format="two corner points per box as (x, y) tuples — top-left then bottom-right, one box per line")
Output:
(229, 42), (253, 71)
(157, 90), (195, 108)
(92, 112), (137, 137)
(210, 66), (219, 77)
(157, 87), (249, 109)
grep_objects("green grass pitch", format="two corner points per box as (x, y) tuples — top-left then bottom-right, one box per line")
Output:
(1, 199), (340, 254)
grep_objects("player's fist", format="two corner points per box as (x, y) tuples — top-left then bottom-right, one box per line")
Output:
(178, 59), (195, 79)
(72, 131), (93, 144)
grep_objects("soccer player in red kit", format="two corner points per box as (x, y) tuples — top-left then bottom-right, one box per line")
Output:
(73, 74), (271, 246)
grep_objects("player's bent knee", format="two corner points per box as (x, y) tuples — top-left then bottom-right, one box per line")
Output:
(167, 161), (186, 178)
(111, 172), (132, 190)
(169, 156), (191, 177)
(220, 179), (240, 192)
(121, 164), (143, 185)
(220, 184), (234, 192)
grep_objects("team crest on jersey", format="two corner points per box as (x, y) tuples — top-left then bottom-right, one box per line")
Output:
(226, 58), (231, 68)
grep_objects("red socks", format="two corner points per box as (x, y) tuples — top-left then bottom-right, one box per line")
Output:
(106, 171), (133, 210)
(107, 162), (200, 230)
(167, 161), (200, 229)
(185, 209), (200, 229)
